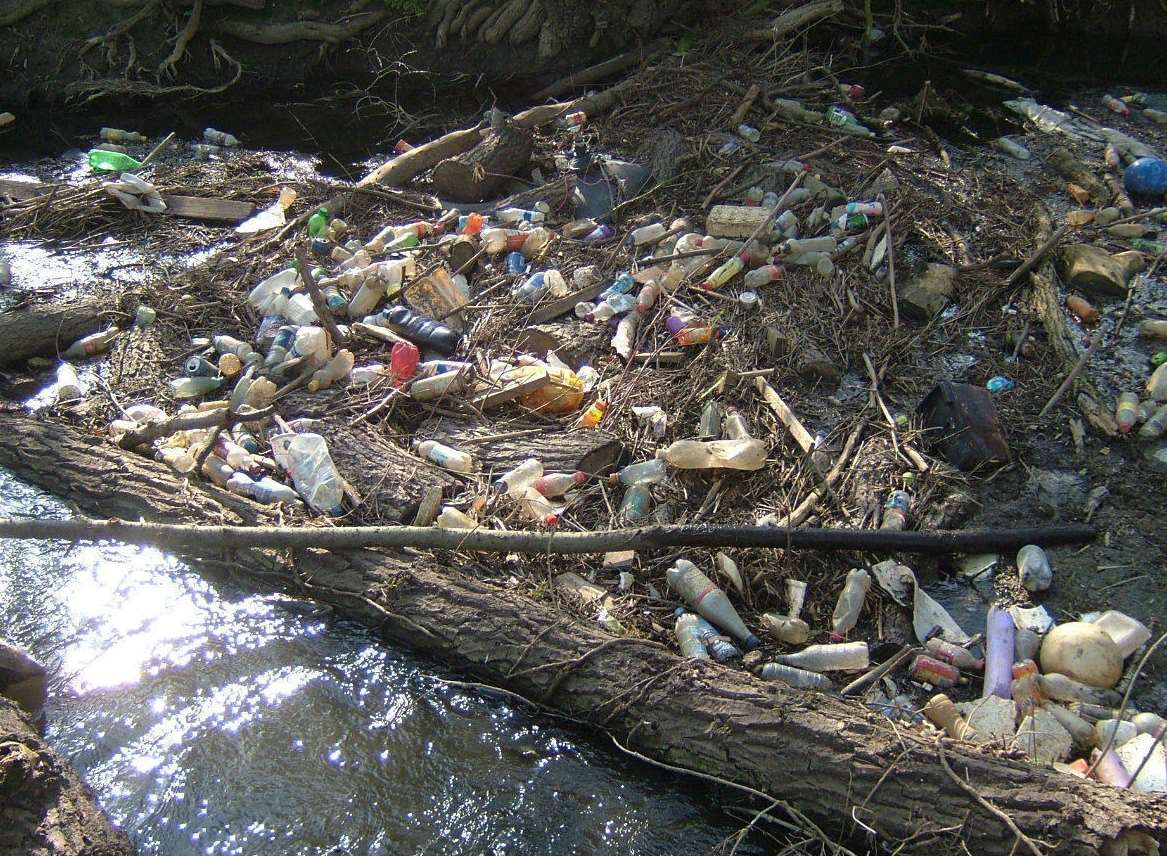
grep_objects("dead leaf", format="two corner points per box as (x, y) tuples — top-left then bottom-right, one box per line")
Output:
(1065, 210), (1095, 227)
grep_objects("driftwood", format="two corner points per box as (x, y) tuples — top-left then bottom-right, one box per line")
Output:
(0, 516), (1099, 555)
(360, 125), (486, 189)
(431, 120), (534, 202)
(0, 298), (109, 367)
(0, 413), (1162, 855)
(415, 416), (624, 477)
(532, 41), (664, 101)
(743, 0), (844, 41)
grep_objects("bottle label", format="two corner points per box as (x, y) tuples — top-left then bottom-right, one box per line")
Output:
(691, 581), (719, 608)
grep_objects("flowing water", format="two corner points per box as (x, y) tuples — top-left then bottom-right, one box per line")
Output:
(0, 469), (756, 855)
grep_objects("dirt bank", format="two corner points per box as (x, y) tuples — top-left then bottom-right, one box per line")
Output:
(0, 695), (133, 856)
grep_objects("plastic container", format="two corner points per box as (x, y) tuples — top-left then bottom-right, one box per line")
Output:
(1123, 157), (1167, 196)
(308, 349), (355, 392)
(612, 458), (668, 486)
(722, 407), (751, 440)
(416, 439), (475, 473)
(758, 662), (834, 690)
(63, 327), (119, 359)
(619, 483), (653, 522)
(665, 559), (760, 649)
(656, 438), (766, 471)
(286, 433), (344, 515)
(1017, 544), (1053, 592)
(830, 568), (870, 641)
(744, 265), (783, 288)
(690, 614), (743, 662)
(1091, 610), (1151, 658)
(911, 655), (961, 688)
(761, 611), (810, 645)
(533, 471), (587, 498)
(383, 306), (460, 355)
(292, 326), (329, 365)
(169, 376), (222, 399)
(493, 458), (542, 497)
(674, 612), (710, 660)
(776, 642), (869, 672)
(983, 606), (1016, 700)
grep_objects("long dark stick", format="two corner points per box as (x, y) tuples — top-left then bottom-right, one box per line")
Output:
(0, 518), (1097, 555)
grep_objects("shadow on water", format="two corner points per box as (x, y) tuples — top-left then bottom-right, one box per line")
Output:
(0, 468), (767, 855)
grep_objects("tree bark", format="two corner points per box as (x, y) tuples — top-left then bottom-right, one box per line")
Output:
(431, 121), (534, 202)
(0, 299), (108, 368)
(0, 696), (134, 856)
(0, 413), (1162, 855)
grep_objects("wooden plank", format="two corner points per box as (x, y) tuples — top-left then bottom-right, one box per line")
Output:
(161, 195), (256, 222)
(469, 371), (550, 410)
(0, 178), (50, 201)
(754, 376), (815, 454)
(527, 285), (595, 324)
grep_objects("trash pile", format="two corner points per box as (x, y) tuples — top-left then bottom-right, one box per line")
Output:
(7, 39), (1167, 799)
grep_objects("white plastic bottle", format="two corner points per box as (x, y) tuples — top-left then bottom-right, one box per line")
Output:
(286, 433), (344, 515)
(656, 438), (766, 471)
(416, 439), (475, 473)
(666, 559), (760, 649)
(55, 362), (82, 402)
(308, 349), (355, 392)
(284, 292), (319, 326)
(830, 568), (870, 641)
(493, 458), (543, 497)
(292, 326), (330, 366)
(775, 642), (869, 672)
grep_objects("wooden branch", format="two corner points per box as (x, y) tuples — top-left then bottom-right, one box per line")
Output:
(532, 41), (663, 101)
(209, 9), (387, 44)
(118, 404), (275, 449)
(861, 352), (928, 472)
(294, 244), (347, 348)
(754, 376), (815, 453)
(729, 83), (762, 128)
(513, 76), (640, 129)
(359, 124), (485, 188)
(878, 193), (899, 327)
(0, 298), (110, 367)
(0, 516), (1098, 556)
(758, 422), (864, 528)
(1005, 223), (1070, 290)
(743, 0), (844, 41)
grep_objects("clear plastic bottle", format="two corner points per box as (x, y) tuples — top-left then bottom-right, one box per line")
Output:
(201, 454), (235, 488)
(533, 471), (587, 497)
(283, 292), (319, 326)
(656, 438), (766, 471)
(776, 642), (869, 672)
(619, 483), (653, 522)
(248, 268), (298, 314)
(55, 362), (82, 402)
(204, 127), (239, 146)
(674, 612), (710, 660)
(743, 265), (783, 289)
(590, 292), (636, 322)
(689, 614), (742, 662)
(63, 327), (119, 359)
(308, 349), (355, 392)
(1116, 392), (1141, 433)
(666, 314), (719, 346)
(285, 433), (344, 515)
(497, 206), (545, 225)
(698, 400), (722, 438)
(612, 458), (668, 486)
(830, 568), (870, 641)
(1016, 544), (1052, 592)
(437, 506), (478, 529)
(723, 407), (751, 440)
(665, 558), (760, 648)
(785, 236), (837, 255)
(758, 662), (834, 690)
(517, 486), (560, 527)
(1139, 403), (1167, 439)
(494, 459), (543, 497)
(347, 275), (389, 320)
(416, 439), (475, 473)
(629, 222), (667, 246)
(925, 637), (983, 671)
(409, 368), (469, 402)
(169, 376), (222, 399)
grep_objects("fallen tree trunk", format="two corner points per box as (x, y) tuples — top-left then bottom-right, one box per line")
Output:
(0, 695), (134, 856)
(0, 298), (109, 367)
(0, 412), (1163, 855)
(359, 125), (486, 189)
(431, 120), (533, 202)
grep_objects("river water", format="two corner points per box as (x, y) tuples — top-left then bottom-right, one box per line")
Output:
(0, 469), (754, 855)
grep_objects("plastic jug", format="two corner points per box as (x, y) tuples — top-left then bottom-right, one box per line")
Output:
(286, 433), (344, 515)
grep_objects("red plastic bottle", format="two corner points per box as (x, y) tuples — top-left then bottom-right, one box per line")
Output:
(389, 341), (420, 387)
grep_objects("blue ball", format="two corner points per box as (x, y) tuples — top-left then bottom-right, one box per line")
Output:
(1123, 157), (1167, 197)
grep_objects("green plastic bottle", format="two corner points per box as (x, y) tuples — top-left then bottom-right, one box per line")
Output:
(87, 150), (143, 173)
(307, 208), (329, 238)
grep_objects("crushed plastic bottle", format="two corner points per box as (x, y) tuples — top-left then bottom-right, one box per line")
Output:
(437, 506), (478, 529)
(656, 438), (766, 471)
(382, 306), (460, 354)
(619, 483), (653, 522)
(757, 662), (834, 690)
(286, 433), (344, 515)
(204, 127), (240, 147)
(830, 568), (870, 641)
(665, 558), (760, 649)
(1017, 544), (1053, 593)
(688, 613), (742, 662)
(722, 407), (751, 440)
(674, 612), (710, 660)
(698, 400), (722, 438)
(308, 349), (355, 392)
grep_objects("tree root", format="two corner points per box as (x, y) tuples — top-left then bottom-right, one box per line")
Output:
(67, 38), (241, 103)
(481, 0), (530, 44)
(208, 9), (387, 45)
(434, 0), (459, 48)
(461, 2), (494, 39)
(157, 0), (202, 79)
(0, 0), (53, 27)
(508, 0), (543, 45)
(79, 0), (159, 65)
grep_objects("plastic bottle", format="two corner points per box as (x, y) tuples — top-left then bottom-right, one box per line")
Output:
(757, 662), (834, 690)
(437, 506), (478, 529)
(777, 642), (869, 672)
(347, 276), (389, 321)
(983, 606), (1015, 700)
(1044, 702), (1095, 748)
(635, 282), (661, 313)
(63, 327), (119, 359)
(100, 127), (147, 144)
(307, 208), (329, 239)
(911, 655), (961, 688)
(698, 400), (722, 438)
(291, 326), (329, 366)
(497, 207), (545, 225)
(629, 222), (667, 246)
(589, 292), (636, 322)
(743, 265), (783, 289)
(674, 612), (710, 660)
(761, 611), (810, 645)
(409, 368), (469, 401)
(1017, 544), (1053, 593)
(521, 227), (555, 257)
(925, 637), (984, 671)
(925, 693), (982, 740)
(612, 458), (668, 486)
(308, 349), (355, 392)
(666, 314), (719, 346)
(830, 568), (870, 641)
(1011, 659), (1043, 720)
(493, 458), (542, 497)
(1094, 719), (1138, 749)
(284, 433), (344, 515)
(169, 376), (222, 399)
(416, 439), (475, 473)
(665, 559), (760, 649)
(200, 455), (234, 488)
(580, 399), (607, 428)
(87, 150), (143, 172)
(204, 128), (239, 147)
(880, 490), (910, 531)
(516, 486), (560, 527)
(248, 268), (298, 314)
(723, 407), (751, 440)
(617, 483), (652, 522)
(1039, 673), (1122, 706)
(231, 424), (260, 453)
(159, 446), (196, 474)
(1102, 94), (1130, 116)
(184, 356), (218, 377)
(1116, 392), (1141, 433)
(689, 614), (742, 662)
(55, 362), (82, 402)
(533, 471), (587, 498)
(481, 227), (528, 254)
(383, 306), (460, 355)
(702, 253), (747, 291)
(785, 236), (837, 255)
(656, 438), (766, 471)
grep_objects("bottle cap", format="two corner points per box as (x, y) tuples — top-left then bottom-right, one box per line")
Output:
(739, 290), (759, 308)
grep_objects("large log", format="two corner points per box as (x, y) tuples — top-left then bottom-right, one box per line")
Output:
(430, 121), (534, 203)
(0, 695), (134, 856)
(0, 298), (109, 367)
(0, 412), (1164, 855)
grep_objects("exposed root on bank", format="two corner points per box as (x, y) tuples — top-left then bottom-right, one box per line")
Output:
(78, 0), (159, 66)
(207, 9), (388, 45)
(157, 0), (202, 79)
(0, 0), (52, 27)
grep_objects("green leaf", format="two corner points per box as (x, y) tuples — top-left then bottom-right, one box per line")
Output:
(674, 33), (695, 56)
